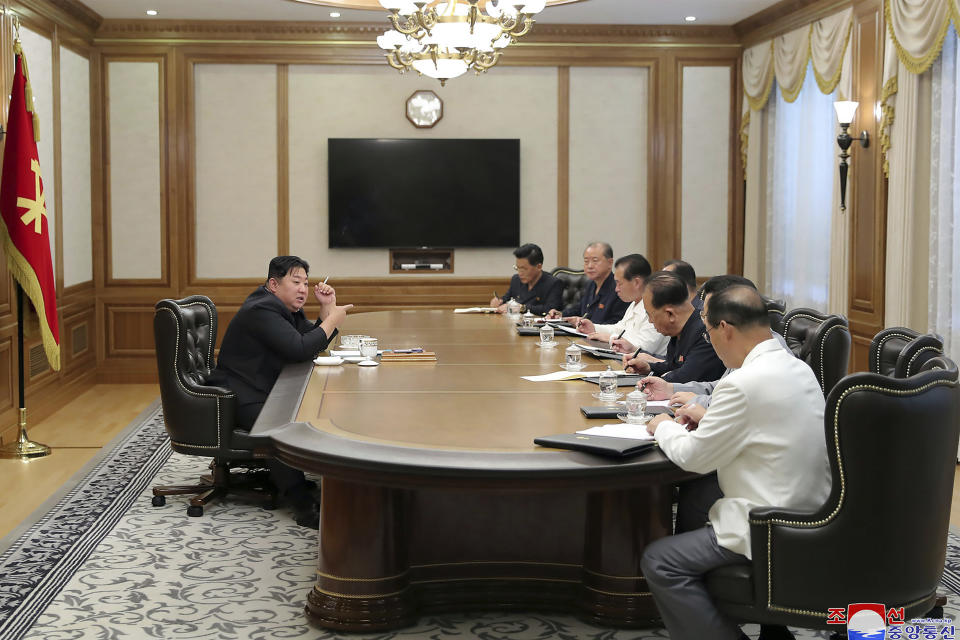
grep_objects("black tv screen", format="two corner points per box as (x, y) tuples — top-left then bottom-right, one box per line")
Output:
(328, 138), (520, 248)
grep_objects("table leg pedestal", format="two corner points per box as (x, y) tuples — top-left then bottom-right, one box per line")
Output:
(306, 478), (416, 631)
(578, 485), (673, 627)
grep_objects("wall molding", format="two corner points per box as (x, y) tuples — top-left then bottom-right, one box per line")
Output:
(735, 0), (852, 47)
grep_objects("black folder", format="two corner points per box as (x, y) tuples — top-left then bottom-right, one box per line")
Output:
(582, 374), (641, 387)
(579, 405), (674, 419)
(517, 327), (543, 336)
(534, 433), (656, 458)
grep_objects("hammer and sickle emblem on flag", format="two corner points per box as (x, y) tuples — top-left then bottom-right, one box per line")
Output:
(16, 158), (45, 234)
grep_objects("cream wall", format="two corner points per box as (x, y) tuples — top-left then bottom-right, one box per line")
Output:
(288, 65), (558, 277)
(60, 47), (92, 288)
(194, 64), (278, 279)
(108, 61), (162, 280)
(18, 27), (55, 282)
(681, 66), (731, 276)
(568, 67), (648, 266)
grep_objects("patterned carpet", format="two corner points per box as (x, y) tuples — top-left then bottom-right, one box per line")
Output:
(0, 404), (957, 640)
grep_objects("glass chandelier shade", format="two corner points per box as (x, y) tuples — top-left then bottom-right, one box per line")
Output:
(377, 0), (545, 84)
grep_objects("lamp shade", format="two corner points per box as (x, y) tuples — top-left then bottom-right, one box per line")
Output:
(833, 101), (859, 124)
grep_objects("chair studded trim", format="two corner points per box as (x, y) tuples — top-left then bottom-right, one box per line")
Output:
(816, 324), (847, 393)
(750, 376), (959, 618)
(907, 346), (944, 377)
(873, 331), (914, 372)
(156, 304), (232, 451)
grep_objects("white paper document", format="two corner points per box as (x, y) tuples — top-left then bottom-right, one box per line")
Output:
(574, 342), (620, 356)
(646, 399), (672, 408)
(521, 370), (635, 382)
(453, 307), (497, 313)
(330, 349), (383, 357)
(576, 424), (655, 440)
(552, 324), (589, 338)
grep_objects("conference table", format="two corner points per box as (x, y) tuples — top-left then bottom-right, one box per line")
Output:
(251, 310), (695, 631)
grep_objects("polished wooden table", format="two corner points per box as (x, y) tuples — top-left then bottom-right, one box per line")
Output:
(252, 310), (692, 631)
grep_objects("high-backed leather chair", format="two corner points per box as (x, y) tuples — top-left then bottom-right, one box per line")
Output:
(782, 308), (851, 397)
(152, 295), (276, 516)
(704, 358), (960, 632)
(550, 266), (587, 313)
(869, 327), (944, 378)
(760, 295), (786, 335)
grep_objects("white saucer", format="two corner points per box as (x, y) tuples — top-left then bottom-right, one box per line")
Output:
(342, 356), (365, 363)
(537, 341), (559, 349)
(357, 360), (380, 367)
(314, 356), (344, 366)
(561, 363), (586, 371)
(592, 391), (624, 402)
(617, 412), (651, 425)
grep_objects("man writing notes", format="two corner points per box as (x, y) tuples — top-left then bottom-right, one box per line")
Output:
(623, 271), (725, 383)
(208, 256), (353, 529)
(574, 253), (668, 357)
(641, 285), (830, 640)
(546, 241), (628, 325)
(489, 243), (564, 316)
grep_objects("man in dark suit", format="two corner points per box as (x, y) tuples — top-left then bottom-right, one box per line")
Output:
(489, 243), (564, 315)
(623, 270), (725, 384)
(208, 255), (352, 528)
(546, 241), (629, 325)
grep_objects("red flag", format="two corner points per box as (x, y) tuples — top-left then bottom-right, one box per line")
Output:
(0, 42), (59, 371)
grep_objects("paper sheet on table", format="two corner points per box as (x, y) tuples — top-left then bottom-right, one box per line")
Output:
(552, 324), (589, 338)
(576, 424), (655, 440)
(521, 370), (635, 382)
(573, 342), (620, 356)
(646, 399), (671, 408)
(454, 307), (497, 313)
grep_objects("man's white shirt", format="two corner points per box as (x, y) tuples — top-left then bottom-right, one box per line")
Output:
(593, 300), (669, 356)
(654, 338), (831, 558)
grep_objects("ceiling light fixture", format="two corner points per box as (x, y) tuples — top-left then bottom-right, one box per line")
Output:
(146, 9), (158, 16)
(684, 15), (696, 22)
(330, 11), (341, 17)
(376, 0), (546, 85)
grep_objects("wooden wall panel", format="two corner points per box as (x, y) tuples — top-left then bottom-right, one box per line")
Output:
(106, 306), (157, 357)
(847, 0), (885, 371)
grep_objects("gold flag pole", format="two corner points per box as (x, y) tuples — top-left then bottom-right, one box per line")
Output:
(0, 284), (50, 459)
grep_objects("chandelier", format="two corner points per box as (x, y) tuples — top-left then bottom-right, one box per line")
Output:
(376, 0), (546, 84)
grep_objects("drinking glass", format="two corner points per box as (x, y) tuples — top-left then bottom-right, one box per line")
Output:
(522, 311), (535, 328)
(598, 366), (618, 399)
(565, 345), (581, 368)
(507, 299), (522, 316)
(359, 337), (378, 362)
(539, 324), (555, 345)
(625, 386), (648, 423)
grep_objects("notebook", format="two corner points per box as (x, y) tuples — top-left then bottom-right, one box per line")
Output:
(533, 433), (656, 458)
(579, 404), (675, 419)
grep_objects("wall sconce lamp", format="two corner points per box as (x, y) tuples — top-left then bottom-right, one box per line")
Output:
(834, 100), (869, 211)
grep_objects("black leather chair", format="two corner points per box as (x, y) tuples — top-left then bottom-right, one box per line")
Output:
(760, 295), (786, 335)
(869, 327), (944, 378)
(782, 308), (851, 397)
(550, 266), (587, 313)
(705, 358), (960, 633)
(151, 295), (277, 516)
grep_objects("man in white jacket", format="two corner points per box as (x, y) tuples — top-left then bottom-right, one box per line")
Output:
(641, 285), (830, 640)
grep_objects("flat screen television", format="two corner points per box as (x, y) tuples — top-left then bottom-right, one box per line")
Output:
(328, 138), (520, 248)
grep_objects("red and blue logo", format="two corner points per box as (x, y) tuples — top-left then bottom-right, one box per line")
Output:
(827, 603), (906, 639)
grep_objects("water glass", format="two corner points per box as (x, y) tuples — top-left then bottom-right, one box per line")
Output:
(507, 299), (522, 316)
(598, 366), (618, 399)
(539, 324), (555, 345)
(359, 337), (378, 361)
(522, 311), (535, 328)
(625, 386), (648, 423)
(565, 345), (581, 368)
(341, 334), (361, 350)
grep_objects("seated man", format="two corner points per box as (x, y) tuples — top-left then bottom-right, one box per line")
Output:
(546, 241), (628, 325)
(623, 271), (725, 383)
(574, 253), (668, 357)
(489, 243), (563, 316)
(207, 255), (352, 529)
(641, 285), (830, 640)
(663, 259), (699, 304)
(640, 275), (791, 414)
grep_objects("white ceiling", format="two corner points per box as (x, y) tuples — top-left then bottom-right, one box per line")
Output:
(78, 0), (782, 26)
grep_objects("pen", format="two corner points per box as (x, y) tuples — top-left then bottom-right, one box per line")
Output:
(615, 329), (626, 340)
(322, 275), (330, 285)
(391, 348), (423, 353)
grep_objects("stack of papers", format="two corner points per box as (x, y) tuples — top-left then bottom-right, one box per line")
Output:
(453, 307), (497, 314)
(552, 324), (589, 338)
(576, 424), (655, 440)
(521, 370), (635, 382)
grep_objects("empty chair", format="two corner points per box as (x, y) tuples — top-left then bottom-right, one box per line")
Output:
(869, 327), (922, 376)
(782, 308), (851, 397)
(152, 295), (276, 516)
(705, 357), (960, 633)
(550, 266), (587, 314)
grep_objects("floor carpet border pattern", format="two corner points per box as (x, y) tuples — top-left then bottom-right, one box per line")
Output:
(0, 402), (170, 640)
